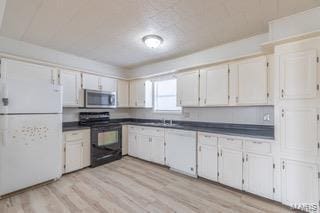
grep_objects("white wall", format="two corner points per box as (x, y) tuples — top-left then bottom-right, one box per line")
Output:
(269, 7), (320, 41)
(0, 36), (127, 78)
(127, 33), (268, 78)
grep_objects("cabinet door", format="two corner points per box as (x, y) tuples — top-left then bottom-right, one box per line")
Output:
(129, 81), (137, 107)
(82, 134), (91, 168)
(135, 80), (147, 107)
(65, 141), (83, 173)
(243, 153), (274, 199)
(151, 136), (165, 165)
(82, 73), (100, 90)
(200, 65), (229, 106)
(117, 80), (129, 107)
(218, 148), (243, 190)
(139, 135), (151, 161)
(281, 159), (319, 206)
(279, 49), (318, 100)
(177, 70), (199, 106)
(100, 77), (116, 92)
(237, 56), (268, 105)
(128, 132), (138, 157)
(280, 107), (318, 156)
(60, 69), (82, 107)
(198, 143), (218, 181)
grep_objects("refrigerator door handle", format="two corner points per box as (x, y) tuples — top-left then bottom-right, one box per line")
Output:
(1, 115), (8, 146)
(0, 83), (8, 113)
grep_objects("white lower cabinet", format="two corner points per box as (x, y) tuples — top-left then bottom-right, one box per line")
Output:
(63, 129), (90, 173)
(218, 146), (243, 190)
(128, 126), (139, 157)
(165, 129), (197, 176)
(127, 125), (165, 165)
(197, 132), (218, 181)
(281, 159), (319, 207)
(243, 153), (274, 199)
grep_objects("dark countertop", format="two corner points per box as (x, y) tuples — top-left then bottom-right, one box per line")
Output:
(63, 122), (91, 132)
(63, 119), (274, 140)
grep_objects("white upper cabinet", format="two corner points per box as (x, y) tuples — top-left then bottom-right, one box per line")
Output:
(280, 106), (318, 157)
(82, 73), (100, 90)
(279, 49), (318, 100)
(129, 79), (152, 108)
(82, 73), (117, 92)
(100, 76), (117, 92)
(200, 64), (229, 106)
(59, 69), (82, 107)
(177, 69), (200, 106)
(230, 56), (268, 105)
(243, 153), (274, 199)
(117, 80), (129, 107)
(281, 159), (319, 207)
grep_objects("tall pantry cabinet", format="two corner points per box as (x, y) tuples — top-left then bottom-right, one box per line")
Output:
(274, 36), (320, 207)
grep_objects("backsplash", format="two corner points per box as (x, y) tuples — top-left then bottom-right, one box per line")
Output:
(129, 106), (274, 126)
(63, 106), (273, 125)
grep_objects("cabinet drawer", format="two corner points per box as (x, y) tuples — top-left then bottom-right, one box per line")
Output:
(139, 126), (164, 137)
(219, 137), (242, 150)
(198, 132), (218, 146)
(244, 140), (271, 155)
(65, 131), (84, 142)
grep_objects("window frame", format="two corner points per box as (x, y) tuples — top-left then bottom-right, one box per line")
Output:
(153, 78), (182, 113)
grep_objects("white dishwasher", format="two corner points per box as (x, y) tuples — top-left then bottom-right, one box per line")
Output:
(165, 129), (197, 177)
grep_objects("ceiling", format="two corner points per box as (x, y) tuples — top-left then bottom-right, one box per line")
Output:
(1, 0), (320, 69)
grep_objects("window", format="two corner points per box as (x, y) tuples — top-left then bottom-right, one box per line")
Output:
(154, 79), (181, 112)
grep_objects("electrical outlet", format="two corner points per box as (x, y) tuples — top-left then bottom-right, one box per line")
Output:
(263, 113), (270, 121)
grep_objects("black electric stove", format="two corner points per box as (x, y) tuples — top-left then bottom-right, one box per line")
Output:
(79, 112), (122, 167)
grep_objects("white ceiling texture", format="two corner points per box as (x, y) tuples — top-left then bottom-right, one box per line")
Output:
(1, 0), (320, 69)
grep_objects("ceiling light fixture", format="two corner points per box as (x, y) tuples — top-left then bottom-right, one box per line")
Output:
(142, 34), (163, 48)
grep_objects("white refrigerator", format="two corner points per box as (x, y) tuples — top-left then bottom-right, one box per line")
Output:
(0, 58), (63, 196)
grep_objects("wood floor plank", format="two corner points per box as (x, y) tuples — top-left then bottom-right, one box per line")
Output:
(0, 156), (293, 213)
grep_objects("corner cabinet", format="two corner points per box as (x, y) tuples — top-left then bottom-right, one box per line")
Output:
(63, 129), (90, 173)
(117, 80), (129, 107)
(176, 69), (200, 107)
(59, 69), (82, 107)
(129, 79), (152, 108)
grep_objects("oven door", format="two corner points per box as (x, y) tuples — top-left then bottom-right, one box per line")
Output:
(91, 125), (122, 165)
(84, 90), (116, 108)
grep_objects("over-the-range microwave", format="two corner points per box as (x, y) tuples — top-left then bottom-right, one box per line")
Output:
(84, 89), (116, 108)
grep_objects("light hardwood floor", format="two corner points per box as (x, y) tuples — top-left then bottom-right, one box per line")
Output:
(0, 156), (294, 213)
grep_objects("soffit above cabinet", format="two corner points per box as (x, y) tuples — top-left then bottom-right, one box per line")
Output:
(1, 0), (320, 69)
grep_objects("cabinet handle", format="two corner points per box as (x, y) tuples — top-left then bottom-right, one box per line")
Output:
(281, 89), (284, 98)
(179, 100), (182, 105)
(236, 97), (239, 103)
(220, 150), (223, 157)
(246, 154), (248, 162)
(199, 146), (201, 152)
(204, 99), (207, 105)
(282, 161), (285, 170)
(204, 135), (211, 138)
